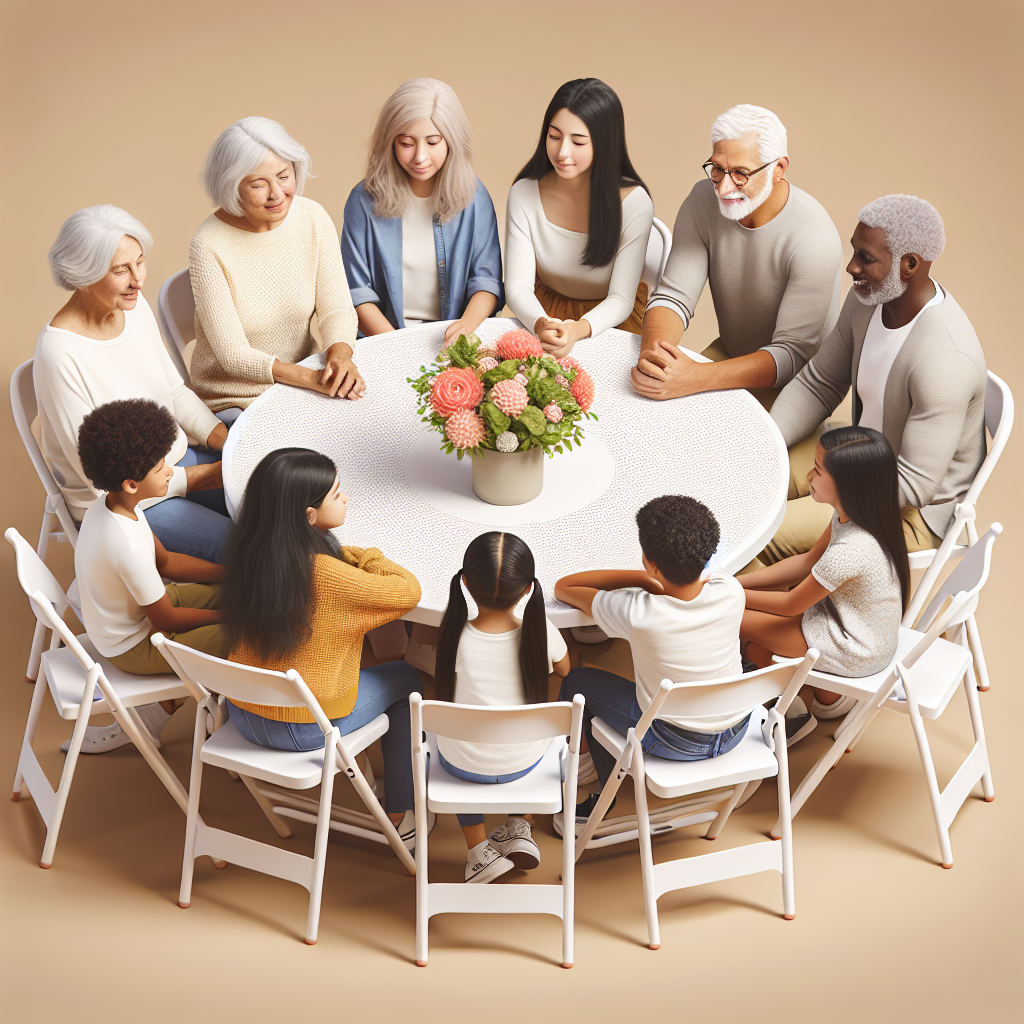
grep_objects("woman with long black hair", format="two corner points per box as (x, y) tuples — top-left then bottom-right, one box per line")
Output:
(739, 426), (910, 730)
(220, 447), (425, 846)
(505, 78), (654, 357)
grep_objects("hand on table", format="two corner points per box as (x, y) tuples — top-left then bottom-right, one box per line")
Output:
(444, 318), (477, 345)
(630, 340), (704, 400)
(534, 316), (589, 359)
(320, 344), (366, 400)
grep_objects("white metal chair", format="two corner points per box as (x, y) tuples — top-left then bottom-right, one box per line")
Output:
(10, 360), (81, 682)
(575, 652), (819, 950)
(780, 524), (1001, 869)
(903, 372), (1013, 697)
(6, 528), (192, 868)
(640, 217), (672, 303)
(154, 634), (415, 945)
(156, 268), (194, 383)
(411, 693), (584, 968)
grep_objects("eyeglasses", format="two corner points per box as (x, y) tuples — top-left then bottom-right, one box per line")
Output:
(701, 158), (778, 188)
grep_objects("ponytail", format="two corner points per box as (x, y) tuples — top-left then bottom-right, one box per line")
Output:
(434, 570), (468, 702)
(519, 577), (550, 704)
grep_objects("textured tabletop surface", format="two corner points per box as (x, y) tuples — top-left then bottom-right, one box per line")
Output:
(222, 319), (787, 625)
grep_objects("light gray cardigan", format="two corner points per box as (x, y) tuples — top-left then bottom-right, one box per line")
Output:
(771, 287), (987, 536)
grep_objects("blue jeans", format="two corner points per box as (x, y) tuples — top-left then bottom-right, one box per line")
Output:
(216, 407), (243, 427)
(436, 750), (542, 827)
(558, 667), (751, 786)
(146, 446), (231, 563)
(227, 660), (420, 813)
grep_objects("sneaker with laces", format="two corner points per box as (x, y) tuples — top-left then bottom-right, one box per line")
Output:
(553, 792), (617, 838)
(465, 840), (514, 883)
(393, 809), (437, 851)
(489, 817), (540, 870)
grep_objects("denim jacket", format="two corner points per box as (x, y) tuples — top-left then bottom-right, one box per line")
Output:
(341, 178), (504, 330)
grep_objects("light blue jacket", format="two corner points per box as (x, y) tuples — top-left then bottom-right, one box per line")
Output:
(341, 178), (504, 330)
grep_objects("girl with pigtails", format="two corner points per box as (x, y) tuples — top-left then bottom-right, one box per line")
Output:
(434, 532), (570, 884)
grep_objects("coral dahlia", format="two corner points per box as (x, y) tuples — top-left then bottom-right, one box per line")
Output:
(557, 356), (583, 371)
(496, 329), (544, 361)
(570, 366), (596, 412)
(445, 409), (487, 449)
(490, 378), (529, 417)
(430, 368), (484, 417)
(543, 402), (563, 423)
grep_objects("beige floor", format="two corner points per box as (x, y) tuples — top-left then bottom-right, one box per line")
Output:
(1, 1), (1022, 1021)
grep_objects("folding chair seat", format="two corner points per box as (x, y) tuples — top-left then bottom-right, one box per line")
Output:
(154, 634), (415, 945)
(6, 528), (191, 868)
(780, 524), (1001, 869)
(575, 652), (819, 950)
(411, 693), (584, 968)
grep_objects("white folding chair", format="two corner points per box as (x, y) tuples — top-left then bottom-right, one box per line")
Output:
(903, 373), (1013, 697)
(411, 693), (584, 968)
(640, 217), (672, 303)
(156, 268), (194, 383)
(10, 359), (81, 682)
(780, 524), (1001, 869)
(575, 652), (819, 949)
(154, 634), (415, 945)
(5, 528), (192, 868)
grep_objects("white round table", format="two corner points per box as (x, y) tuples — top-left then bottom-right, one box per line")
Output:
(222, 319), (788, 627)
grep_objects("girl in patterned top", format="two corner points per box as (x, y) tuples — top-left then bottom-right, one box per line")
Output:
(738, 427), (910, 727)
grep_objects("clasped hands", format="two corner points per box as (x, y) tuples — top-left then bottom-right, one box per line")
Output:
(630, 339), (705, 400)
(534, 316), (590, 359)
(317, 343), (366, 400)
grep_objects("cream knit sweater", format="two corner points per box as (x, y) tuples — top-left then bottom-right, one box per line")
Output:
(188, 197), (358, 411)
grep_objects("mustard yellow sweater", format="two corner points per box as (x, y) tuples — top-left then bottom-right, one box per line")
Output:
(230, 548), (420, 723)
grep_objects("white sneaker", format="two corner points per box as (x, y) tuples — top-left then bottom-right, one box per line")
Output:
(393, 809), (436, 851)
(60, 722), (132, 755)
(465, 840), (514, 883)
(133, 703), (173, 750)
(404, 639), (437, 676)
(570, 625), (609, 645)
(576, 750), (598, 786)
(811, 694), (859, 720)
(489, 817), (540, 870)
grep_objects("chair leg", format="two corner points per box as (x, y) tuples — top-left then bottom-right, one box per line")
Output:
(905, 689), (954, 868)
(631, 741), (660, 950)
(966, 614), (991, 693)
(774, 717), (796, 920)
(25, 513), (55, 682)
(13, 658), (50, 799)
(179, 713), (207, 908)
(561, 743), (579, 969)
(39, 703), (93, 868)
(414, 759), (430, 967)
(239, 774), (293, 838)
(704, 781), (747, 840)
(962, 668), (994, 802)
(305, 756), (335, 945)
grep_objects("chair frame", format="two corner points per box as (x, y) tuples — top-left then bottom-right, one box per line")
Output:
(156, 268), (193, 383)
(778, 524), (1001, 869)
(575, 652), (818, 949)
(411, 693), (584, 968)
(640, 217), (673, 302)
(10, 359), (81, 682)
(155, 634), (415, 945)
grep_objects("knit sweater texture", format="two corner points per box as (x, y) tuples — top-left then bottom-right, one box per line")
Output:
(188, 197), (358, 411)
(229, 548), (420, 723)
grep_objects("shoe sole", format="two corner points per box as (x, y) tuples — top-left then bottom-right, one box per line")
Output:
(60, 732), (136, 755)
(491, 838), (540, 870)
(467, 856), (515, 884)
(786, 715), (818, 747)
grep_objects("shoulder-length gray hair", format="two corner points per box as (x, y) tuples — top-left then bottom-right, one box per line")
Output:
(48, 205), (154, 291)
(365, 78), (476, 223)
(203, 116), (312, 216)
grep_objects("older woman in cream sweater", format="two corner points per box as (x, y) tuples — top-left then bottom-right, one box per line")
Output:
(189, 117), (361, 420)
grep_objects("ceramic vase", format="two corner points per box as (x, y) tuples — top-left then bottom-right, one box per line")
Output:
(471, 447), (544, 505)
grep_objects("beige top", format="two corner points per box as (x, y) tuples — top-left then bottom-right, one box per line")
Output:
(188, 196), (358, 411)
(401, 194), (442, 322)
(648, 179), (843, 386)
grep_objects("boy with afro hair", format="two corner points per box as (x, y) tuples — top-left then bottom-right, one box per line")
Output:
(555, 495), (747, 823)
(74, 399), (228, 750)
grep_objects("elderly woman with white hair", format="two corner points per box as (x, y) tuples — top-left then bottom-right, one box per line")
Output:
(35, 205), (232, 564)
(189, 117), (360, 419)
(768, 194), (987, 572)
(341, 78), (503, 341)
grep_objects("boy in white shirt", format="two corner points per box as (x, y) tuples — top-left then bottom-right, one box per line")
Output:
(74, 399), (228, 751)
(555, 496), (748, 819)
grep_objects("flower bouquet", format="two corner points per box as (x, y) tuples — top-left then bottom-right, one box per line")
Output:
(408, 328), (598, 505)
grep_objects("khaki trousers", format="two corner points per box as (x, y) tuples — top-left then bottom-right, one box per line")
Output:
(701, 338), (782, 412)
(108, 583), (228, 675)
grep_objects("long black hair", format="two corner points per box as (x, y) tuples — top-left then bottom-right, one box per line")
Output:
(434, 532), (549, 705)
(515, 78), (648, 268)
(820, 426), (911, 612)
(221, 448), (340, 662)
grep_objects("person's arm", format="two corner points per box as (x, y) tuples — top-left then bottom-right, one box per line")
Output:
(554, 569), (662, 617)
(444, 290), (500, 344)
(743, 572), (830, 617)
(356, 302), (397, 336)
(504, 184), (549, 334)
(340, 187), (398, 338)
(153, 533), (224, 583)
(552, 651), (571, 677)
(739, 524), (832, 590)
(334, 547), (422, 630)
(632, 341), (778, 400)
(142, 592), (221, 634)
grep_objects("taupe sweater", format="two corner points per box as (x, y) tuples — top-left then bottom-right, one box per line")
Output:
(771, 288), (987, 535)
(647, 179), (843, 386)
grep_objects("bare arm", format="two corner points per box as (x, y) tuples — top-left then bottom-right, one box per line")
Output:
(740, 522), (832, 590)
(355, 302), (396, 337)
(633, 337), (777, 400)
(552, 651), (571, 678)
(143, 592), (221, 634)
(153, 533), (224, 584)
(205, 422), (228, 451)
(183, 461), (223, 494)
(555, 569), (662, 618)
(444, 290), (500, 344)
(744, 573), (829, 617)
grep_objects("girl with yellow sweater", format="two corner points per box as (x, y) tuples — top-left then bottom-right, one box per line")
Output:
(220, 448), (424, 845)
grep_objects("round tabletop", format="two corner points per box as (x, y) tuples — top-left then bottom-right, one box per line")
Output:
(222, 318), (788, 627)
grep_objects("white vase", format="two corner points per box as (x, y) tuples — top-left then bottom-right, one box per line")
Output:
(471, 447), (544, 506)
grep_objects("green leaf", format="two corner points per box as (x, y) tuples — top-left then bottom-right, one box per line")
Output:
(479, 401), (510, 437)
(481, 360), (520, 386)
(517, 405), (547, 436)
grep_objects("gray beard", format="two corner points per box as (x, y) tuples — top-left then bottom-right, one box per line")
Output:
(716, 165), (776, 222)
(854, 257), (907, 305)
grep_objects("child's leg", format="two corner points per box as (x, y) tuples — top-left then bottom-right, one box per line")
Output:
(458, 815), (486, 849)
(740, 608), (838, 705)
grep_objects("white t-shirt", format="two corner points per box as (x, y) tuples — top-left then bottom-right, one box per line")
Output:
(435, 617), (568, 776)
(590, 572), (746, 732)
(401, 195), (442, 323)
(857, 281), (945, 432)
(75, 501), (167, 657)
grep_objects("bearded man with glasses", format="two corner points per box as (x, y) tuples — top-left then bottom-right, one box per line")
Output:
(632, 104), (842, 409)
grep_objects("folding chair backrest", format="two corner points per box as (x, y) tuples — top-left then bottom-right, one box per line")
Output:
(5, 527), (70, 619)
(962, 372), (1013, 508)
(417, 699), (578, 744)
(640, 218), (672, 299)
(156, 269), (195, 381)
(917, 524), (1001, 633)
(653, 653), (817, 723)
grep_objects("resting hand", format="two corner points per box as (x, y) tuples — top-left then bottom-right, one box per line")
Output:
(630, 340), (703, 400)
(443, 319), (475, 345)
(321, 344), (366, 400)
(535, 317), (587, 359)
(184, 461), (223, 493)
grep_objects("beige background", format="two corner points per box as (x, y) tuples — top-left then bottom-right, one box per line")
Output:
(0, 1), (1021, 1021)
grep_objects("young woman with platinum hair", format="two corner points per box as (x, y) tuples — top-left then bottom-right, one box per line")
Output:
(35, 205), (232, 569)
(189, 116), (361, 422)
(341, 78), (503, 343)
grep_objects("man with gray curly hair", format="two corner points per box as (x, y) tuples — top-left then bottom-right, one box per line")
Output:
(633, 104), (843, 406)
(768, 194), (987, 564)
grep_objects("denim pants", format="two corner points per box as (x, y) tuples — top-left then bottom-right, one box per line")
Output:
(436, 750), (542, 827)
(146, 446), (231, 563)
(558, 667), (751, 786)
(227, 660), (420, 813)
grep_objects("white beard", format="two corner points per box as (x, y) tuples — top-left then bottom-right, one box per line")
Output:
(716, 164), (776, 221)
(853, 257), (907, 306)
